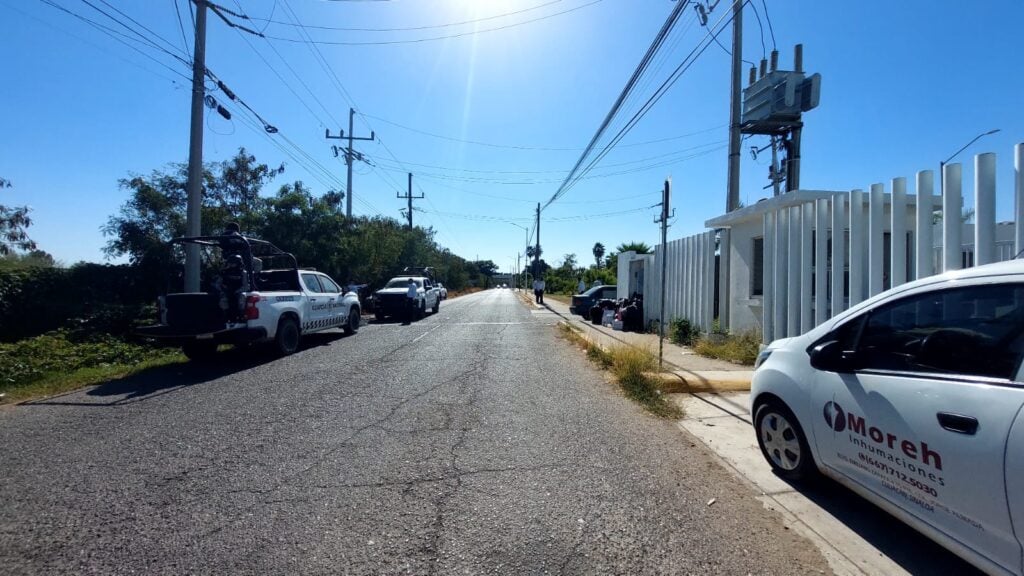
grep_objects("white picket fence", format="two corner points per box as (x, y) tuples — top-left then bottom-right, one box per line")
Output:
(637, 143), (1024, 341)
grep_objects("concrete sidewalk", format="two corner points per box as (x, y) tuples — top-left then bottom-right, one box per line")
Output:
(534, 294), (754, 392)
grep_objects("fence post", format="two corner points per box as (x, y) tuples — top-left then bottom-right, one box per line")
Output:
(943, 163), (963, 271)
(916, 170), (935, 280)
(704, 231), (715, 332)
(869, 183), (885, 297)
(787, 206), (801, 336)
(891, 177), (907, 287)
(815, 198), (829, 326)
(1016, 144), (1024, 256)
(849, 189), (866, 306)
(763, 211), (775, 343)
(775, 208), (789, 338)
(831, 193), (847, 316)
(975, 153), (997, 266)
(801, 202), (814, 333)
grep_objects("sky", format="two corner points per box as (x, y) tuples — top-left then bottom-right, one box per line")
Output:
(2, 0), (1022, 276)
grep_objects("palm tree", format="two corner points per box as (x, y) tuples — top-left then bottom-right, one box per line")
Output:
(616, 241), (652, 254)
(592, 242), (605, 268)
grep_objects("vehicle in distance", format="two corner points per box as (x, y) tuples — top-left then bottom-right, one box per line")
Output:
(569, 285), (618, 316)
(372, 268), (440, 321)
(436, 283), (448, 300)
(136, 234), (360, 360)
(751, 259), (1024, 576)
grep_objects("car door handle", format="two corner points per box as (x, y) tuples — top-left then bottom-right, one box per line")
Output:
(309, 298), (317, 302)
(937, 412), (979, 435)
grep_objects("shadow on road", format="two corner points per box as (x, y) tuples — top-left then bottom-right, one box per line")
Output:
(777, 473), (983, 575)
(20, 331), (353, 408)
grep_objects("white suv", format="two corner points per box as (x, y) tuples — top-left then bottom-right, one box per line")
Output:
(751, 259), (1024, 576)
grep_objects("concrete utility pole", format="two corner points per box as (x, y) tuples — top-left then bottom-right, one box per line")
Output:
(726, 0), (743, 213)
(656, 178), (673, 370)
(533, 203), (541, 279)
(184, 0), (208, 292)
(397, 172), (423, 229)
(326, 108), (374, 219)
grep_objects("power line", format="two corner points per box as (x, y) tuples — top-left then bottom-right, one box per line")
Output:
(759, 0), (777, 50)
(747, 0), (766, 59)
(555, 4), (738, 202)
(83, 0), (190, 64)
(172, 0), (191, 60)
(34, 0), (191, 81)
(541, 0), (690, 210)
(260, 0), (603, 46)
(227, 0), (341, 128)
(9, 0), (187, 86)
(251, 0), (564, 32)
(359, 112), (725, 151)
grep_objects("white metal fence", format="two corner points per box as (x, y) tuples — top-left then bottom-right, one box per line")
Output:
(637, 143), (1024, 341)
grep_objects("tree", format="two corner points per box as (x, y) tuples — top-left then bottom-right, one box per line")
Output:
(560, 253), (577, 271)
(616, 241), (652, 254)
(0, 178), (36, 256)
(592, 242), (605, 268)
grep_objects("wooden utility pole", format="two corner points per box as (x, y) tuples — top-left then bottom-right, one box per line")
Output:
(326, 108), (374, 218)
(184, 0), (207, 292)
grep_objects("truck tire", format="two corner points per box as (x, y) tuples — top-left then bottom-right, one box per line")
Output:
(275, 317), (301, 356)
(344, 308), (360, 335)
(417, 300), (426, 319)
(182, 341), (218, 362)
(432, 298), (439, 314)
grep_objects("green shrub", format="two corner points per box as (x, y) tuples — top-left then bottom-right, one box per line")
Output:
(668, 317), (698, 346)
(0, 330), (177, 391)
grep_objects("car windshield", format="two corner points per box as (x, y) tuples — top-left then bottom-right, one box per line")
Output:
(386, 279), (419, 288)
(584, 286), (606, 296)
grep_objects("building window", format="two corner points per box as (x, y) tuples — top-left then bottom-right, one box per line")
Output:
(752, 237), (764, 296)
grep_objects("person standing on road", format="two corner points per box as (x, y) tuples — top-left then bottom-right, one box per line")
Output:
(577, 278), (586, 294)
(533, 277), (546, 304)
(405, 278), (419, 324)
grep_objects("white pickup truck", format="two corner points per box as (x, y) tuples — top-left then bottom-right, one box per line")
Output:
(136, 234), (361, 360)
(371, 268), (441, 321)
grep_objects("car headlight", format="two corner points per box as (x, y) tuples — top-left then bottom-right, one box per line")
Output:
(754, 348), (773, 370)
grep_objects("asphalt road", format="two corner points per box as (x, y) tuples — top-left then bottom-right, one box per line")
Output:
(0, 289), (829, 575)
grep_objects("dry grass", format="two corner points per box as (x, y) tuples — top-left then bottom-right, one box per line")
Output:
(558, 323), (681, 418)
(693, 330), (761, 366)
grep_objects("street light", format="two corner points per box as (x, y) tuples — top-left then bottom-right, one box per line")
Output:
(940, 129), (1001, 194)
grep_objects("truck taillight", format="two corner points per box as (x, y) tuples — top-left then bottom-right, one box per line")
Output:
(245, 294), (261, 320)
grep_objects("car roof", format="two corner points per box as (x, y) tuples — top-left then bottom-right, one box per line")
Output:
(820, 258), (1024, 330)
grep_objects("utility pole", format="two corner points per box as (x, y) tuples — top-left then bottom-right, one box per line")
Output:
(183, 0), (208, 292)
(326, 107), (374, 219)
(655, 178), (673, 370)
(397, 172), (423, 229)
(533, 203), (541, 280)
(726, 0), (743, 213)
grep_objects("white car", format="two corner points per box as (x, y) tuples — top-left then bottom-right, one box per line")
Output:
(436, 283), (448, 300)
(752, 259), (1024, 576)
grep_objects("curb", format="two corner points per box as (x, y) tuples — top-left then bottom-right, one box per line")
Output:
(645, 370), (752, 393)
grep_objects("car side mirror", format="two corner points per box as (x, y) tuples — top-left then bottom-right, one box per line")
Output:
(808, 340), (860, 373)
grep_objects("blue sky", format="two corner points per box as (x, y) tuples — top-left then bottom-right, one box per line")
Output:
(2, 0), (1022, 274)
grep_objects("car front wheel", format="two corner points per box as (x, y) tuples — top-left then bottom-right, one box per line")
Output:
(344, 308), (360, 335)
(754, 400), (817, 481)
